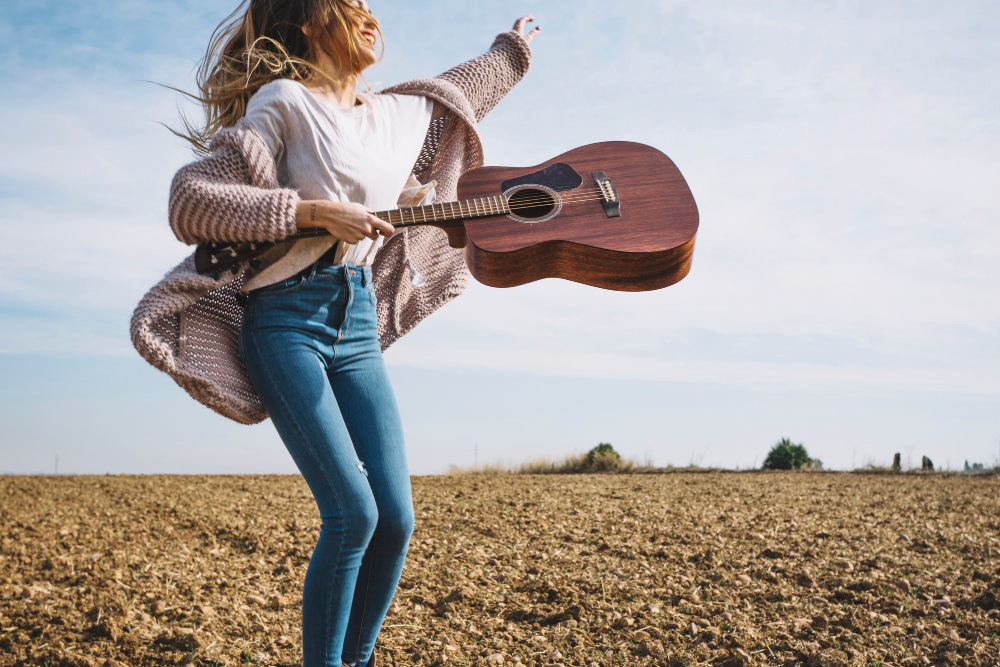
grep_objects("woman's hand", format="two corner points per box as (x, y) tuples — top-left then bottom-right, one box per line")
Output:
(296, 200), (394, 243)
(513, 15), (540, 44)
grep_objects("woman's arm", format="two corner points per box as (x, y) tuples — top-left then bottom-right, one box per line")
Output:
(295, 200), (393, 243)
(431, 15), (540, 122)
(168, 144), (300, 246)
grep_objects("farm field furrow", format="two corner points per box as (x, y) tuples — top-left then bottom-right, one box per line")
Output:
(1, 473), (999, 666)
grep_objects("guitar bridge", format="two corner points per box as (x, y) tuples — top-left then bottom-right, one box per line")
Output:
(592, 171), (621, 218)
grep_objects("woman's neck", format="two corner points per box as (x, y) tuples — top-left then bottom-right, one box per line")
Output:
(302, 56), (361, 109)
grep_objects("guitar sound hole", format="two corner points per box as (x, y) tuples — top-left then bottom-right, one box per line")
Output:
(507, 188), (555, 219)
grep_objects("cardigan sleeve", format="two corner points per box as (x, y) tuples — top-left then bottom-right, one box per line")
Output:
(435, 31), (532, 123)
(168, 139), (300, 246)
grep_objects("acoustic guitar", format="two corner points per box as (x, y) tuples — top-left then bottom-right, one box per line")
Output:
(194, 141), (699, 292)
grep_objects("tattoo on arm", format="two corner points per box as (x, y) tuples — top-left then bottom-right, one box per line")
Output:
(309, 203), (317, 222)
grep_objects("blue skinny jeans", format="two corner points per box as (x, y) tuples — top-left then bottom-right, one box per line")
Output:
(239, 263), (413, 667)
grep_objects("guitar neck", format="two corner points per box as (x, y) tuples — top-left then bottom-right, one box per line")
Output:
(294, 196), (510, 240)
(377, 195), (510, 227)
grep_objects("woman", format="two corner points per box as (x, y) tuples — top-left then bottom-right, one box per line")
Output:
(131, 1), (538, 665)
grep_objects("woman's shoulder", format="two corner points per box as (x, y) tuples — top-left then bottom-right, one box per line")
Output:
(369, 91), (433, 114)
(248, 79), (308, 113)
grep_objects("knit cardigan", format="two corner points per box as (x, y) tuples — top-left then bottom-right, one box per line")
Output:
(131, 31), (531, 424)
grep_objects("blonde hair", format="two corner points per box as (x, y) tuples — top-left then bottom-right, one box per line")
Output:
(173, 0), (383, 154)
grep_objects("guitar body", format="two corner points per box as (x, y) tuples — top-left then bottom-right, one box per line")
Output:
(453, 141), (699, 292)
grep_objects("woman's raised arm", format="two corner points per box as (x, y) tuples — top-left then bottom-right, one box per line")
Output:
(430, 15), (540, 122)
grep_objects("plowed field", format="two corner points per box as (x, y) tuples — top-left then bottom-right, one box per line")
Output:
(2, 473), (999, 667)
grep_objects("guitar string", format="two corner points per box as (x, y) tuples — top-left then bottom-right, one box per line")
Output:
(382, 194), (613, 225)
(379, 190), (614, 222)
(370, 186), (612, 219)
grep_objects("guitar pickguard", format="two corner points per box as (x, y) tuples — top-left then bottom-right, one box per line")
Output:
(500, 163), (583, 193)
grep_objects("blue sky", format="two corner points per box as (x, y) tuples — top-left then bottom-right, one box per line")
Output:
(1, 0), (998, 474)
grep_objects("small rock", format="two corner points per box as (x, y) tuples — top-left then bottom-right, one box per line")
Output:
(737, 574), (752, 584)
(387, 603), (400, 616)
(435, 655), (448, 665)
(546, 650), (562, 661)
(531, 635), (547, 643)
(413, 604), (423, 612)
(611, 611), (622, 622)
(649, 605), (660, 614)
(199, 605), (215, 617)
(897, 578), (912, 593)
(616, 616), (634, 627)
(269, 595), (289, 610)
(689, 622), (699, 636)
(812, 615), (829, 630)
(246, 594), (267, 606)
(948, 629), (961, 642)
(633, 630), (650, 642)
(721, 612), (733, 622)
(150, 600), (167, 615)
(807, 649), (849, 667)
(834, 559), (854, 572)
(139, 612), (152, 624)
(487, 653), (504, 664)
(20, 587), (34, 599)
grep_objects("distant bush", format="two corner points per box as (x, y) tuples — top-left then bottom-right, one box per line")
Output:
(762, 438), (817, 470)
(585, 443), (622, 471)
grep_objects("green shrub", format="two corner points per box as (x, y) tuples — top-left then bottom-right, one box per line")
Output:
(586, 443), (622, 471)
(762, 438), (814, 470)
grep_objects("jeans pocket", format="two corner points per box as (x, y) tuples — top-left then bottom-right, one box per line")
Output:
(366, 283), (378, 307)
(254, 273), (307, 298)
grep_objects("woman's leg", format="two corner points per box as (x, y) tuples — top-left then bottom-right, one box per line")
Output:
(327, 267), (414, 667)
(242, 279), (380, 667)
(330, 346), (414, 667)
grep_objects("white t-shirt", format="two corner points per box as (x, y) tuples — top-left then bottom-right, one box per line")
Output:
(244, 79), (434, 270)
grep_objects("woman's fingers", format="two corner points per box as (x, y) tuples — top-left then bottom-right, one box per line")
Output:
(513, 15), (534, 34)
(371, 216), (395, 238)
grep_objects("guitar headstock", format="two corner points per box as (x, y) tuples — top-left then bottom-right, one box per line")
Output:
(194, 240), (273, 275)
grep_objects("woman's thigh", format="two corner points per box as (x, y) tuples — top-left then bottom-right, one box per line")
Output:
(329, 352), (413, 534)
(242, 290), (373, 519)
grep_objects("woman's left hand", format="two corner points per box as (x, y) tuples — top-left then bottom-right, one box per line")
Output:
(513, 15), (540, 44)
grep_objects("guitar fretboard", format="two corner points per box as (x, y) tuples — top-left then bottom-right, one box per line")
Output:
(374, 195), (511, 227)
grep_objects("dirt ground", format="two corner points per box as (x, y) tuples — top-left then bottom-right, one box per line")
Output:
(2, 472), (999, 667)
